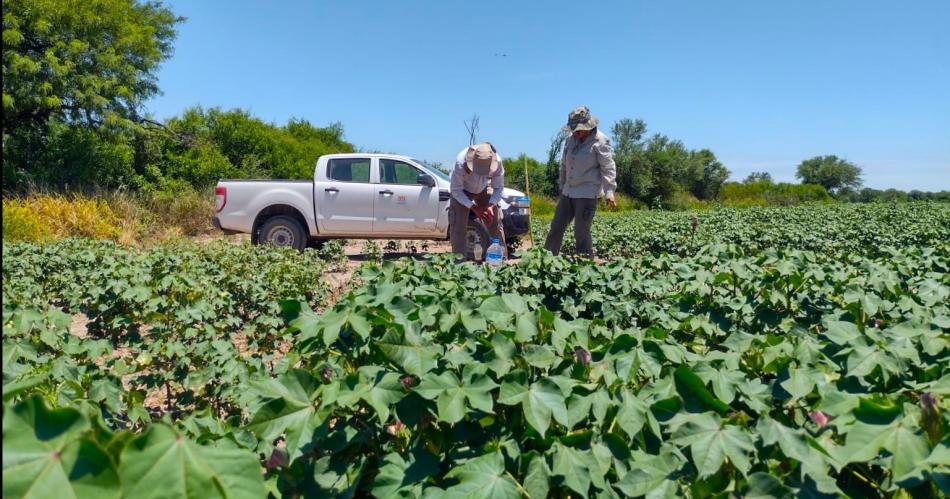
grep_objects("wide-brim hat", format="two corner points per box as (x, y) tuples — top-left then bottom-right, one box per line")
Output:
(464, 142), (499, 175)
(563, 105), (599, 133)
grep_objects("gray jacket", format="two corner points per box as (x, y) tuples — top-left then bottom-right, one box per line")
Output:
(559, 130), (617, 199)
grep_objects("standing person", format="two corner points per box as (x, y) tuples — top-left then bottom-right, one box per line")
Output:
(449, 142), (506, 260)
(543, 106), (617, 257)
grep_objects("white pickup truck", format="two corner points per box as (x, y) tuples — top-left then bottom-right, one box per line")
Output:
(212, 153), (531, 260)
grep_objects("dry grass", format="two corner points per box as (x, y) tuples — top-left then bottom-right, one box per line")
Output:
(3, 189), (216, 244)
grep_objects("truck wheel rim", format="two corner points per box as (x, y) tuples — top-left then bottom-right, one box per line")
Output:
(466, 227), (482, 257)
(269, 227), (294, 247)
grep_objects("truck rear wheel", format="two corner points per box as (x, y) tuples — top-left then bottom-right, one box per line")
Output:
(258, 216), (306, 252)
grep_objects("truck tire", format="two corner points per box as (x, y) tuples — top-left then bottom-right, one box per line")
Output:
(465, 218), (491, 262)
(257, 216), (307, 252)
(506, 237), (521, 257)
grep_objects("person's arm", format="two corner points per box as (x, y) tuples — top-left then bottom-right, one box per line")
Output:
(450, 164), (474, 208)
(450, 150), (475, 207)
(488, 158), (505, 206)
(596, 139), (617, 201)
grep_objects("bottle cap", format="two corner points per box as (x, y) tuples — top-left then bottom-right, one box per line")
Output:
(491, 238), (499, 244)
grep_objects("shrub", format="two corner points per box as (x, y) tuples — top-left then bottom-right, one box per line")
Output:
(718, 181), (831, 206)
(530, 195), (558, 218)
(666, 189), (709, 211)
(2, 199), (52, 242)
(38, 195), (122, 240)
(1, 190), (214, 244)
(502, 154), (553, 196)
(3, 194), (122, 241)
(3, 107), (357, 193)
(530, 193), (643, 219)
(143, 187), (214, 237)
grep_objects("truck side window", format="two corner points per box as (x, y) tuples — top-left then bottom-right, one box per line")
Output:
(328, 158), (370, 183)
(380, 159), (421, 185)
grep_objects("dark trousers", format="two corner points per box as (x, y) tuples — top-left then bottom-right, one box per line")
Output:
(543, 195), (597, 257)
(449, 191), (505, 260)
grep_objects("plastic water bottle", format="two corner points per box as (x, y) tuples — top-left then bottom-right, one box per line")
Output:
(485, 238), (504, 268)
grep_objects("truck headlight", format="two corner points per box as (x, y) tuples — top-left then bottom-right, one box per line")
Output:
(504, 196), (531, 214)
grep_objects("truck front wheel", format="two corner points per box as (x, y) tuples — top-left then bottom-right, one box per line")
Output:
(257, 216), (307, 252)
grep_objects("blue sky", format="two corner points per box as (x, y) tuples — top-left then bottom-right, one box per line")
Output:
(146, 0), (950, 190)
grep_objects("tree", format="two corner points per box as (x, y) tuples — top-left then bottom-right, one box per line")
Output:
(606, 118), (729, 205)
(503, 153), (549, 196)
(795, 155), (863, 194)
(690, 149), (730, 199)
(2, 0), (182, 133)
(2, 0), (182, 189)
(158, 107), (356, 188)
(610, 118), (652, 198)
(543, 131), (567, 197)
(610, 118), (647, 158)
(641, 134), (692, 204)
(744, 172), (773, 183)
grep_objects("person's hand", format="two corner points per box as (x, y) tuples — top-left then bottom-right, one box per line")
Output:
(477, 206), (495, 226)
(605, 197), (617, 211)
(472, 204), (493, 225)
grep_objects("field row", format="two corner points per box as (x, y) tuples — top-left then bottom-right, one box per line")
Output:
(4, 235), (949, 497)
(530, 202), (950, 257)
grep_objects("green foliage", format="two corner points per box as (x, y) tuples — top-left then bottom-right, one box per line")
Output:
(119, 424), (266, 499)
(530, 194), (643, 219)
(1, 2), (355, 192)
(2, 0), (181, 189)
(3, 121), (141, 189)
(719, 179), (831, 206)
(796, 155), (864, 194)
(2, 239), (334, 425)
(610, 118), (730, 205)
(3, 106), (357, 191)
(153, 107), (356, 188)
(532, 202), (950, 258)
(2, 396), (267, 498)
(1, 0), (181, 133)
(528, 119), (729, 206)
(4, 216), (950, 496)
(744, 171), (773, 183)
(502, 153), (550, 196)
(611, 118), (653, 199)
(841, 187), (950, 203)
(691, 148), (730, 199)
(540, 132), (567, 198)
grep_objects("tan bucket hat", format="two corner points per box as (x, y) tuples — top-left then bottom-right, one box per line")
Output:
(464, 142), (499, 175)
(563, 106), (599, 133)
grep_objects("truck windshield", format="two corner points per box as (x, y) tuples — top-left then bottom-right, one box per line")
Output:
(413, 159), (451, 181)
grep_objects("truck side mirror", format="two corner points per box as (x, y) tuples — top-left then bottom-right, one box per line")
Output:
(417, 174), (435, 187)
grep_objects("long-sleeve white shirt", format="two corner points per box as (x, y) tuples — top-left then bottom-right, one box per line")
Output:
(450, 148), (505, 208)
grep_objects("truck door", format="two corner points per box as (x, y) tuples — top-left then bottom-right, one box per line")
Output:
(314, 157), (375, 235)
(373, 159), (441, 235)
